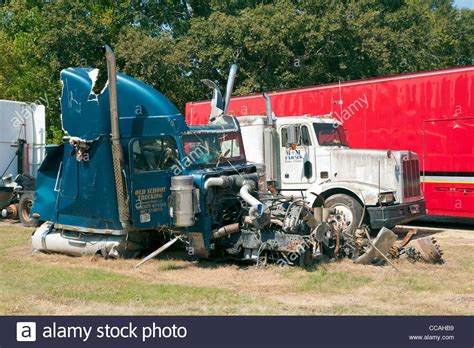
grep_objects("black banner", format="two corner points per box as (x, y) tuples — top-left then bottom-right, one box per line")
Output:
(2, 316), (472, 347)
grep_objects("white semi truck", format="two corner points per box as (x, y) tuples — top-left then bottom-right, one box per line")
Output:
(0, 99), (46, 226)
(235, 94), (426, 233)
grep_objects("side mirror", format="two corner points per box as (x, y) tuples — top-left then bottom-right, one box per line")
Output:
(286, 125), (298, 146)
(304, 161), (313, 179)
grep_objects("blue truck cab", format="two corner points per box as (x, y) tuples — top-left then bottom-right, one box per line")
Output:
(32, 50), (257, 257)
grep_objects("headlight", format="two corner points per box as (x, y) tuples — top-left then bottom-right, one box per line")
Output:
(379, 192), (395, 204)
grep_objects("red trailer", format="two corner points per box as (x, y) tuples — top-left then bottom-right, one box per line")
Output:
(186, 66), (474, 220)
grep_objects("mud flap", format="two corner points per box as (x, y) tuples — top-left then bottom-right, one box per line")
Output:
(354, 227), (397, 265)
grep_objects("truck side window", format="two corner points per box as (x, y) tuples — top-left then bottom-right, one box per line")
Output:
(300, 125), (311, 146)
(281, 126), (311, 146)
(132, 137), (178, 172)
(281, 128), (288, 147)
(313, 124), (349, 147)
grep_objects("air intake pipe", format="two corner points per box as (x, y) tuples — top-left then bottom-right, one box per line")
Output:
(103, 45), (132, 231)
(239, 180), (266, 218)
(204, 173), (259, 191)
(203, 173), (270, 228)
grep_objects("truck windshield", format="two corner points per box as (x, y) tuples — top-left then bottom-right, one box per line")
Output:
(181, 132), (245, 167)
(313, 124), (349, 147)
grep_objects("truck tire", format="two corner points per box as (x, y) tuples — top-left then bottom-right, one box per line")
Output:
(325, 194), (364, 234)
(19, 191), (37, 227)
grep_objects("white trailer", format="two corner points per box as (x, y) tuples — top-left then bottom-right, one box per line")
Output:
(0, 100), (46, 226)
(0, 99), (46, 178)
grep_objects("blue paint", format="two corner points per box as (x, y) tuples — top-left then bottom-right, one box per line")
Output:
(61, 68), (185, 140)
(33, 66), (253, 250)
(34, 68), (188, 231)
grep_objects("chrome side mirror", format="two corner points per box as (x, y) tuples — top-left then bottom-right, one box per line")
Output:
(286, 125), (298, 146)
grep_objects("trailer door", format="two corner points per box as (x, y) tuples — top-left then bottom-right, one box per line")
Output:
(451, 119), (474, 216)
(423, 119), (474, 216)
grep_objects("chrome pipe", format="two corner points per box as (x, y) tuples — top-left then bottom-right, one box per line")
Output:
(103, 45), (131, 231)
(223, 64), (238, 115)
(263, 93), (274, 127)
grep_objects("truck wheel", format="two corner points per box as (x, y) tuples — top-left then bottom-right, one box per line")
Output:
(325, 194), (364, 234)
(19, 192), (37, 227)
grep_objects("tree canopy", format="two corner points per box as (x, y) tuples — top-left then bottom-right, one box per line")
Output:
(0, 0), (472, 143)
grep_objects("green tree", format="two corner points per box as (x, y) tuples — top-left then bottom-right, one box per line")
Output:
(0, 0), (472, 144)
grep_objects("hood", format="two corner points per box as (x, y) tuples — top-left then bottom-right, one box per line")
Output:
(330, 148), (401, 194)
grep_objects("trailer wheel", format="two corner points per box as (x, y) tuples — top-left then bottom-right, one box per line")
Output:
(19, 192), (37, 227)
(325, 194), (363, 234)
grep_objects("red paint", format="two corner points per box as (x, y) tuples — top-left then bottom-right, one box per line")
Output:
(186, 66), (474, 219)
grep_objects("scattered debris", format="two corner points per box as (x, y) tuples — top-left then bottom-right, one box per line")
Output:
(353, 227), (398, 265)
(407, 236), (444, 264)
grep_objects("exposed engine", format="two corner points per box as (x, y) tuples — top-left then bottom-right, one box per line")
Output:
(199, 173), (443, 267)
(202, 173), (365, 266)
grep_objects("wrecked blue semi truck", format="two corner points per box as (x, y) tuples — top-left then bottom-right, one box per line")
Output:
(31, 46), (404, 265)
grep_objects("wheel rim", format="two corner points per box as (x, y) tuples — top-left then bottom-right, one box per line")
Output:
(332, 204), (353, 232)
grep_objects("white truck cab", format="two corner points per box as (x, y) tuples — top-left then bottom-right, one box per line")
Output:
(237, 95), (425, 233)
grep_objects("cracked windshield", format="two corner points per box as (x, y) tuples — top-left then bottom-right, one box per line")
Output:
(182, 132), (245, 166)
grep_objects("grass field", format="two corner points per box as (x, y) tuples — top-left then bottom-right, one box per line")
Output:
(0, 220), (473, 315)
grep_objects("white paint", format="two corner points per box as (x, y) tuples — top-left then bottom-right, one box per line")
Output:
(0, 99), (46, 178)
(237, 115), (424, 207)
(238, 116), (266, 164)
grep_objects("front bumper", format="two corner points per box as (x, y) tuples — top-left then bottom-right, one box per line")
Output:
(367, 199), (426, 230)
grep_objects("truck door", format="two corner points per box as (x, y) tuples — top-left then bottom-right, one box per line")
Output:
(279, 125), (316, 188)
(129, 137), (179, 229)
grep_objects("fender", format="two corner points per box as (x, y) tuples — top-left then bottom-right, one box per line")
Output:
(305, 180), (396, 207)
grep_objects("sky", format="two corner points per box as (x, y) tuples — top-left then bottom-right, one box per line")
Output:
(453, 0), (474, 9)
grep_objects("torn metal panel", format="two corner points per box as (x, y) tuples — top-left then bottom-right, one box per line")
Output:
(354, 227), (398, 265)
(60, 68), (186, 141)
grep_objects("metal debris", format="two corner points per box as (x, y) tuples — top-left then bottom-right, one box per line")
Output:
(134, 237), (180, 269)
(408, 236), (444, 264)
(398, 247), (422, 263)
(354, 227), (398, 265)
(389, 229), (417, 259)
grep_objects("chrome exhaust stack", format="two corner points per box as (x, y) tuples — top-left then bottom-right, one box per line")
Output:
(263, 92), (275, 127)
(103, 45), (131, 231)
(262, 93), (278, 182)
(223, 64), (238, 116)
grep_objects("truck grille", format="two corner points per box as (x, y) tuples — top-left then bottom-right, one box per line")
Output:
(403, 157), (421, 199)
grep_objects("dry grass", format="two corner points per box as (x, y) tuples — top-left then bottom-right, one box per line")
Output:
(0, 220), (473, 315)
